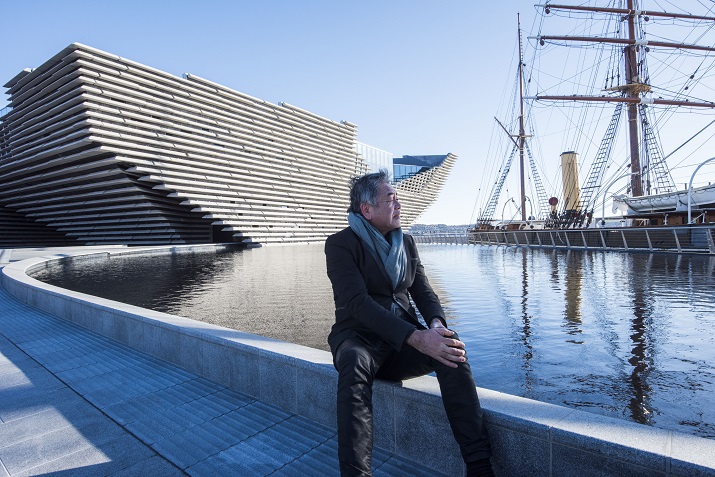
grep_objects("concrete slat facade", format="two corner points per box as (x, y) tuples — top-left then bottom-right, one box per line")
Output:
(1, 43), (455, 246)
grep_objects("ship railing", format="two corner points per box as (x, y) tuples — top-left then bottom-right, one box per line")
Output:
(691, 212), (708, 224)
(411, 232), (470, 245)
(468, 224), (715, 255)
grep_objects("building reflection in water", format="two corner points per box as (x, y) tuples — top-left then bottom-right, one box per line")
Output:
(32, 245), (337, 351)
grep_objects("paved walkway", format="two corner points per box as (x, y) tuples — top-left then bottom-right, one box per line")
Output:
(0, 253), (444, 476)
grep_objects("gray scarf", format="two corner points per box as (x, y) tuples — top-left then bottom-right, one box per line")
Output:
(348, 211), (406, 290)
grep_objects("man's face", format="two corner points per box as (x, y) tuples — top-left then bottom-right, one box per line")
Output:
(361, 182), (401, 235)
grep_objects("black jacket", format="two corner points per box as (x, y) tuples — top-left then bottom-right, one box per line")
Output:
(325, 227), (446, 355)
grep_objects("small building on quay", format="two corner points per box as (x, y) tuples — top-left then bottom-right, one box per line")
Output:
(0, 43), (455, 246)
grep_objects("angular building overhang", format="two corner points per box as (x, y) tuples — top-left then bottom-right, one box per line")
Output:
(0, 43), (456, 246)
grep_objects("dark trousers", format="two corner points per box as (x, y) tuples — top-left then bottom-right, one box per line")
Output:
(334, 334), (492, 476)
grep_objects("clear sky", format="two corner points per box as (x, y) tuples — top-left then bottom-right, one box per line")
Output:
(4, 1), (713, 225)
(2, 1), (545, 225)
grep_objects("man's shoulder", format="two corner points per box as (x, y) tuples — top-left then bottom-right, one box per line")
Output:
(328, 227), (355, 240)
(326, 227), (358, 247)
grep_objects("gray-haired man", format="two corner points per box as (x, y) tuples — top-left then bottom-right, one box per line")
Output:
(325, 170), (494, 476)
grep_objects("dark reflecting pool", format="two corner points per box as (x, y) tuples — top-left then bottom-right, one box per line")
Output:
(32, 244), (715, 439)
(33, 245), (335, 351)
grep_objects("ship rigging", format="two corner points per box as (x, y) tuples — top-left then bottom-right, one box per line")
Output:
(476, 1), (715, 232)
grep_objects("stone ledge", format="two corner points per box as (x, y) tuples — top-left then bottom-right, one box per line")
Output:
(2, 245), (714, 477)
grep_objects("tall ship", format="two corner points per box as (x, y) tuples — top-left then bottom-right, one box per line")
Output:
(471, 1), (715, 254)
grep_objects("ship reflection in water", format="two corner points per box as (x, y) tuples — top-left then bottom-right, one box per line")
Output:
(420, 245), (715, 439)
(33, 244), (715, 439)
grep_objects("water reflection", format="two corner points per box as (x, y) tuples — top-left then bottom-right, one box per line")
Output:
(518, 251), (534, 394)
(626, 253), (654, 425)
(416, 246), (715, 439)
(33, 246), (336, 351)
(32, 244), (715, 439)
(563, 251), (584, 343)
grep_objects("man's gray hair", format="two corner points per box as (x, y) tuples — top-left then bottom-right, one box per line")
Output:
(349, 169), (391, 214)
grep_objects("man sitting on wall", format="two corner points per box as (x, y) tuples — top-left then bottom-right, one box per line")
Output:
(324, 170), (494, 477)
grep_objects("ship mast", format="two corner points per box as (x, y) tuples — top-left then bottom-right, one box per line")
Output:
(492, 15), (532, 222)
(518, 14), (527, 220)
(531, 2), (715, 198)
(624, 0), (642, 196)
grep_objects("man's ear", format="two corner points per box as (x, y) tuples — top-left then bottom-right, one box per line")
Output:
(360, 203), (372, 220)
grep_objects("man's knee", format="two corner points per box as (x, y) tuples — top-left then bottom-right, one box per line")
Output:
(335, 339), (378, 382)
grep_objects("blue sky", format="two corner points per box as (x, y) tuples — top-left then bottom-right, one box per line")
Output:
(5, 1), (713, 225)
(2, 1), (544, 225)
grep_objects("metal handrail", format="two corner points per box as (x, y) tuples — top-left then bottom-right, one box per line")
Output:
(469, 224), (715, 255)
(688, 157), (715, 223)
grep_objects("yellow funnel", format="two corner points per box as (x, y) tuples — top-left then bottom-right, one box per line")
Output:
(561, 151), (580, 211)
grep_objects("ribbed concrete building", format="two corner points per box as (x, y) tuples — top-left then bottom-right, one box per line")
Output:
(0, 43), (456, 246)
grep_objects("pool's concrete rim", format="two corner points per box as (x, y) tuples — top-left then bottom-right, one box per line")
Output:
(1, 243), (714, 477)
